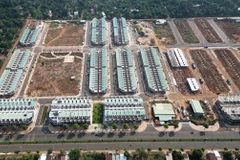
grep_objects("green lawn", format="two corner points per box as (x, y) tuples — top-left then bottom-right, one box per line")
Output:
(92, 103), (104, 124)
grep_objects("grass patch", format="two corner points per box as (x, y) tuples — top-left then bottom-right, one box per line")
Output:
(92, 103), (104, 124)
(153, 23), (176, 45)
(50, 23), (59, 28)
(40, 106), (48, 125)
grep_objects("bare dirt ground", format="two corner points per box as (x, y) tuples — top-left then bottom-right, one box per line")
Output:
(215, 20), (240, 43)
(214, 49), (240, 89)
(45, 24), (84, 46)
(194, 18), (222, 43)
(190, 49), (229, 94)
(27, 56), (82, 97)
(153, 23), (177, 45)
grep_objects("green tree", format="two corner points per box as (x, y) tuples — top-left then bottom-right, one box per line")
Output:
(69, 149), (81, 160)
(172, 150), (184, 160)
(60, 149), (65, 155)
(103, 123), (108, 130)
(22, 125), (28, 130)
(47, 148), (53, 155)
(14, 150), (20, 155)
(203, 123), (209, 129)
(112, 123), (118, 131)
(36, 150), (40, 154)
(26, 150), (31, 154)
(134, 124), (139, 130)
(83, 123), (89, 130)
(123, 123), (130, 130)
(12, 125), (18, 132)
(158, 147), (162, 151)
(163, 123), (169, 131)
(147, 148), (152, 153)
(168, 147), (173, 152)
(124, 149), (131, 158)
(224, 147), (228, 151)
(63, 124), (68, 131)
(191, 149), (203, 160)
(94, 126), (97, 131)
(223, 151), (233, 160)
(173, 122), (179, 129)
(73, 123), (79, 131)
(134, 148), (148, 160)
(180, 148), (184, 152)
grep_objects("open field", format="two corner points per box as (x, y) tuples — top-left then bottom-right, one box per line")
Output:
(171, 68), (194, 95)
(45, 23), (85, 46)
(174, 19), (199, 43)
(153, 24), (177, 45)
(214, 49), (240, 89)
(27, 56), (82, 97)
(194, 19), (222, 43)
(190, 49), (229, 94)
(215, 20), (240, 43)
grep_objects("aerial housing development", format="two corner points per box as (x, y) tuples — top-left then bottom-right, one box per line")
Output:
(89, 48), (108, 94)
(115, 48), (137, 93)
(91, 17), (106, 45)
(112, 17), (129, 45)
(140, 47), (167, 93)
(2, 5), (240, 154)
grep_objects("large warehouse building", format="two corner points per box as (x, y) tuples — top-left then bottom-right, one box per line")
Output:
(216, 94), (240, 124)
(112, 17), (129, 45)
(0, 50), (31, 97)
(0, 99), (37, 125)
(140, 47), (167, 93)
(19, 27), (40, 46)
(166, 48), (188, 68)
(49, 97), (92, 125)
(103, 96), (146, 123)
(115, 48), (137, 93)
(152, 103), (175, 124)
(91, 17), (106, 45)
(89, 48), (108, 94)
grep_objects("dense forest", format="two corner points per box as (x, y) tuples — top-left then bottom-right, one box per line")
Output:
(0, 0), (240, 58)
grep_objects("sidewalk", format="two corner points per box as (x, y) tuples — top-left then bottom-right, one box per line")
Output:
(153, 122), (182, 132)
(189, 122), (219, 132)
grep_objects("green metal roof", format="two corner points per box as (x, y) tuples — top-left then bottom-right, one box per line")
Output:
(190, 100), (204, 114)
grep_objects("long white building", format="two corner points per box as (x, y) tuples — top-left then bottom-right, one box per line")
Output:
(166, 48), (188, 67)
(0, 99), (37, 125)
(49, 97), (92, 125)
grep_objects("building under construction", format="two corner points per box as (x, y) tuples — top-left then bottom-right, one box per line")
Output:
(89, 48), (108, 94)
(115, 48), (137, 93)
(112, 17), (129, 45)
(166, 48), (188, 68)
(140, 47), (167, 93)
(91, 18), (106, 45)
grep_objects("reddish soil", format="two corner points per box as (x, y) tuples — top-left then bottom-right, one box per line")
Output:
(194, 19), (222, 43)
(214, 49), (240, 89)
(215, 20), (240, 43)
(190, 49), (229, 94)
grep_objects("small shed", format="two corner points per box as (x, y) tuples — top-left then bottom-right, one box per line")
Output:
(190, 100), (204, 117)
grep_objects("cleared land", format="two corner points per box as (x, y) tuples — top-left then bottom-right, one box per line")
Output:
(171, 68), (194, 95)
(174, 19), (199, 43)
(215, 20), (240, 43)
(194, 19), (222, 43)
(45, 23), (85, 46)
(190, 49), (229, 94)
(153, 24), (177, 45)
(27, 55), (82, 97)
(214, 49), (240, 89)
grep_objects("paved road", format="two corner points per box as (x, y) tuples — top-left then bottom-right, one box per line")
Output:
(187, 19), (207, 45)
(0, 141), (239, 152)
(207, 19), (230, 44)
(166, 43), (240, 49)
(167, 20), (184, 45)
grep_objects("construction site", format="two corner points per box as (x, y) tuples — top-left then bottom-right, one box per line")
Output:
(27, 51), (83, 97)
(194, 18), (223, 43)
(45, 23), (85, 46)
(214, 49), (240, 90)
(190, 49), (230, 94)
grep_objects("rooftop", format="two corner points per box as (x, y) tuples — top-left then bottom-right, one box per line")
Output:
(190, 100), (204, 114)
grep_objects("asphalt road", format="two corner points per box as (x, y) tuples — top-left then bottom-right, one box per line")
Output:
(167, 20), (184, 45)
(166, 43), (240, 48)
(187, 19), (207, 45)
(207, 19), (230, 44)
(0, 141), (239, 152)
